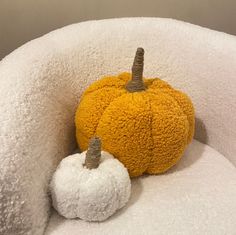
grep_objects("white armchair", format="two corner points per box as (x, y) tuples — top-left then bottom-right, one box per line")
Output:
(0, 18), (236, 235)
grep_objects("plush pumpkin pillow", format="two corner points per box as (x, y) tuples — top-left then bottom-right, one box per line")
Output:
(75, 48), (194, 177)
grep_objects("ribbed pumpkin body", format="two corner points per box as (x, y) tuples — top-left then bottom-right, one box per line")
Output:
(75, 72), (194, 177)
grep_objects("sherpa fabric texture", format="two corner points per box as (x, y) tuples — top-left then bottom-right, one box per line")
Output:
(46, 140), (236, 235)
(0, 18), (236, 235)
(50, 151), (131, 221)
(75, 72), (194, 177)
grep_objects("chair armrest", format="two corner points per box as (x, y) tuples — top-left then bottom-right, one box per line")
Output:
(0, 37), (79, 234)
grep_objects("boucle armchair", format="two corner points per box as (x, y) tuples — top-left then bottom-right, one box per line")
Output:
(0, 18), (236, 235)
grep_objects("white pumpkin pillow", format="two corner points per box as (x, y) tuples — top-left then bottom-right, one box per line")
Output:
(50, 137), (131, 221)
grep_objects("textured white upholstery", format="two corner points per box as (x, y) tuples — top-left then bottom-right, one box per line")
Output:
(46, 140), (236, 235)
(0, 18), (236, 235)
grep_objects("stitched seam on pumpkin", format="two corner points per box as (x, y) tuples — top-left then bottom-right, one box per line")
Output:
(146, 94), (155, 173)
(159, 88), (193, 142)
(148, 90), (189, 126)
(77, 85), (127, 142)
(131, 93), (154, 174)
(146, 92), (189, 173)
(160, 90), (191, 143)
(94, 93), (128, 137)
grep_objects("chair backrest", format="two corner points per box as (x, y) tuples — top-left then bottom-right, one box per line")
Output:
(46, 17), (236, 164)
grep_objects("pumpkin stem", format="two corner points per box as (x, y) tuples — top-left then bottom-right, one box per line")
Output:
(126, 47), (146, 92)
(84, 137), (101, 169)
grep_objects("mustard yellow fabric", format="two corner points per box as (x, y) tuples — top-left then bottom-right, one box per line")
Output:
(75, 72), (195, 177)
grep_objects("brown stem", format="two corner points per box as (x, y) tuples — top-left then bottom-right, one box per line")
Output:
(84, 137), (101, 169)
(125, 47), (146, 92)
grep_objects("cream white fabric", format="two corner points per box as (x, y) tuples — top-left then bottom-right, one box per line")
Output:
(46, 140), (236, 235)
(50, 151), (131, 221)
(0, 18), (236, 235)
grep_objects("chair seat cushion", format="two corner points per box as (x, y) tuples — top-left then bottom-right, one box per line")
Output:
(45, 140), (236, 235)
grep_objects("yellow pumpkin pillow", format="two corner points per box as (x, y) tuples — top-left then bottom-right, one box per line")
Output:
(75, 48), (195, 177)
